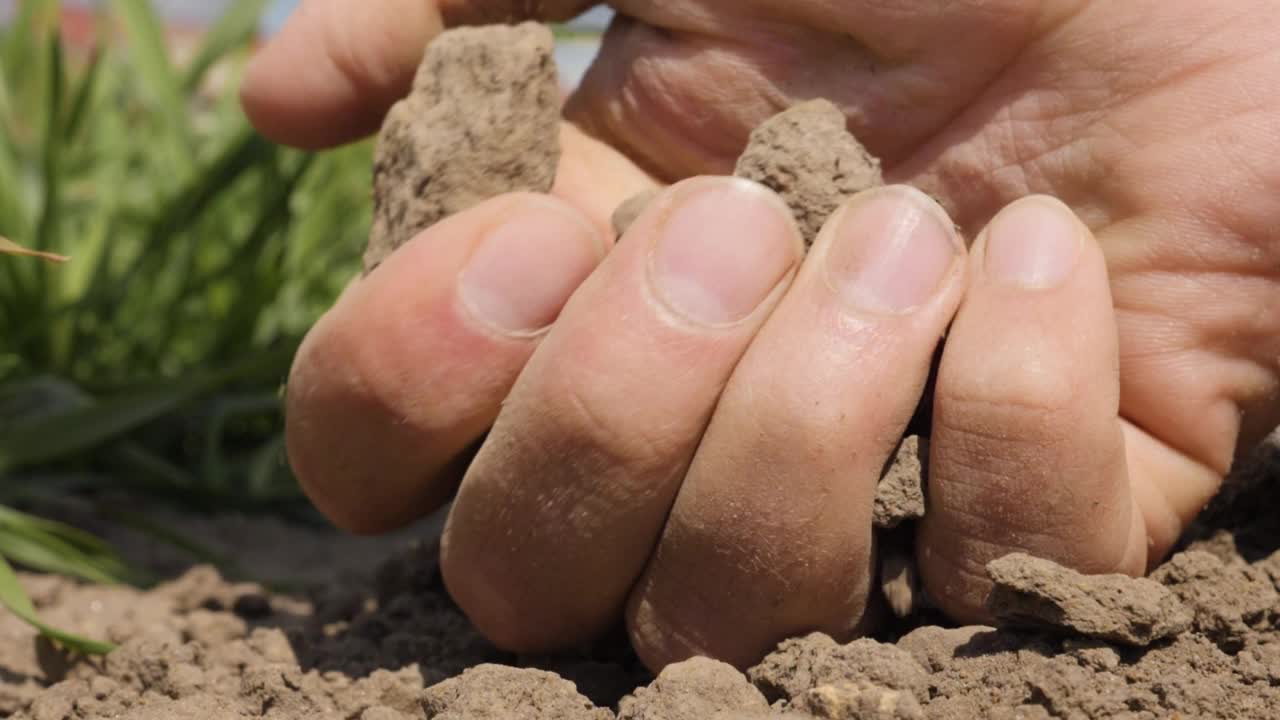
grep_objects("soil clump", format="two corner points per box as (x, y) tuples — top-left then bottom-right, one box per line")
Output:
(364, 22), (561, 273)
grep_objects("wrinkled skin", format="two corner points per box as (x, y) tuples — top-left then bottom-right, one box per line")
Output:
(241, 0), (1280, 670)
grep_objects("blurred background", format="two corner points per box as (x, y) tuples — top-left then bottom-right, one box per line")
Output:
(0, 0), (605, 652)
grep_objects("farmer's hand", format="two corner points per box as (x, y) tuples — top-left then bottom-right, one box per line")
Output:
(241, 0), (1280, 670)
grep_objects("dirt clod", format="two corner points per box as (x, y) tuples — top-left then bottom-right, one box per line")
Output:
(747, 633), (927, 705)
(986, 552), (1193, 646)
(421, 664), (611, 719)
(616, 656), (767, 720)
(873, 435), (927, 530)
(365, 22), (561, 272)
(1149, 549), (1277, 651)
(788, 681), (925, 719)
(733, 99), (883, 246)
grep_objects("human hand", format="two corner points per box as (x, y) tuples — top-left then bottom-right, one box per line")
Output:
(241, 0), (1280, 669)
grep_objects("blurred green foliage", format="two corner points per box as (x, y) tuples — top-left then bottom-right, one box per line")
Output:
(0, 0), (375, 652)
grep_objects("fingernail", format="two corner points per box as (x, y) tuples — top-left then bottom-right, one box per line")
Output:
(824, 186), (960, 314)
(985, 197), (1081, 289)
(459, 202), (603, 334)
(649, 178), (800, 325)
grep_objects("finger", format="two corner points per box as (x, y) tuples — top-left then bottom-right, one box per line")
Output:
(917, 196), (1148, 623)
(625, 186), (967, 670)
(240, 0), (596, 149)
(285, 193), (605, 534)
(440, 177), (803, 653)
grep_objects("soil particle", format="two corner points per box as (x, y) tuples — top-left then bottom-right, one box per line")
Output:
(873, 435), (927, 530)
(364, 22), (561, 272)
(787, 680), (925, 719)
(616, 656), (767, 720)
(893, 624), (999, 673)
(1149, 549), (1277, 651)
(420, 664), (611, 719)
(986, 552), (1193, 646)
(733, 98), (883, 247)
(609, 98), (883, 245)
(746, 633), (928, 705)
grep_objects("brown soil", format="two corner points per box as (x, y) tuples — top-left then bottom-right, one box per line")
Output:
(364, 22), (561, 273)
(733, 98), (883, 247)
(610, 99), (883, 243)
(0, 431), (1275, 719)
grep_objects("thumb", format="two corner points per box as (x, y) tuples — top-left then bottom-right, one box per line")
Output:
(241, 0), (598, 149)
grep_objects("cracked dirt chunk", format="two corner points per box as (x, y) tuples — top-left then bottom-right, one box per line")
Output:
(747, 633), (927, 705)
(894, 625), (998, 674)
(617, 656), (767, 720)
(421, 664), (612, 719)
(734, 99), (883, 247)
(873, 435), (927, 530)
(1149, 550), (1277, 651)
(788, 681), (924, 720)
(986, 553), (1193, 646)
(365, 22), (561, 272)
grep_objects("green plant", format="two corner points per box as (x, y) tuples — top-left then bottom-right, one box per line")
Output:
(0, 0), (374, 652)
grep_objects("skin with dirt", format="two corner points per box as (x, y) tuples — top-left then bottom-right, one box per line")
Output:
(6, 23), (1279, 720)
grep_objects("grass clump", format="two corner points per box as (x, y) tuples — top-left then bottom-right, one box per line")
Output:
(0, 0), (374, 652)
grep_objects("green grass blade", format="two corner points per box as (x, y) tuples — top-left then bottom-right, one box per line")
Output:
(0, 382), (212, 475)
(0, 343), (295, 475)
(0, 506), (114, 558)
(1, 0), (58, 105)
(181, 0), (269, 92)
(106, 127), (270, 303)
(108, 0), (192, 173)
(0, 552), (116, 655)
(0, 511), (138, 586)
(62, 45), (104, 141)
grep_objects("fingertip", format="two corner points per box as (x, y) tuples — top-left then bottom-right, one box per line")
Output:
(919, 194), (1137, 620)
(284, 192), (602, 535)
(241, 0), (442, 149)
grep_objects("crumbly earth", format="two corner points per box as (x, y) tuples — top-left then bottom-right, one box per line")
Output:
(3, 432), (1277, 719)
(873, 436), (927, 531)
(364, 22), (561, 272)
(733, 98), (884, 247)
(610, 98), (883, 243)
